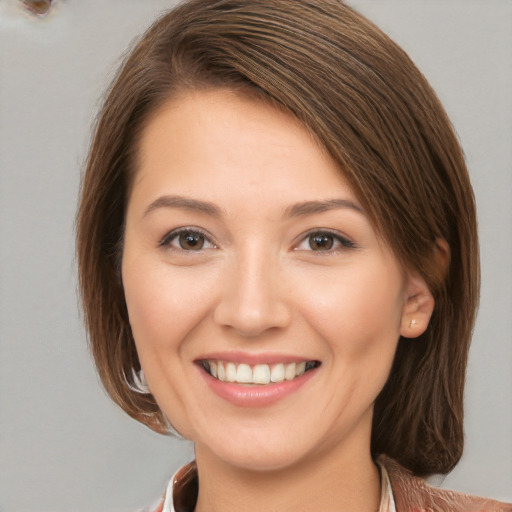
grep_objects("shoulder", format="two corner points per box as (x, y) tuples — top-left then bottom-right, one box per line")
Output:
(379, 455), (512, 512)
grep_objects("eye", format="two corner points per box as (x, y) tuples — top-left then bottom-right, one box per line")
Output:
(160, 228), (216, 252)
(295, 230), (356, 252)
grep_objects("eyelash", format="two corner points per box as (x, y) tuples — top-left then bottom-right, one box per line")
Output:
(159, 227), (216, 252)
(294, 229), (356, 253)
(159, 227), (356, 254)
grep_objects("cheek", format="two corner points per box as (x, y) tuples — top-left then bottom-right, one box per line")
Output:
(302, 263), (404, 339)
(294, 258), (405, 388)
(122, 259), (216, 360)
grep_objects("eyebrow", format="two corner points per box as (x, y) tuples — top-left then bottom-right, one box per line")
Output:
(144, 195), (222, 218)
(143, 195), (363, 219)
(284, 199), (364, 218)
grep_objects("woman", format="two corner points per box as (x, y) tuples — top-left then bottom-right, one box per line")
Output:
(76, 1), (511, 511)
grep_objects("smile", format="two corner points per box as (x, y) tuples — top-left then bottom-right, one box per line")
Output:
(200, 360), (320, 385)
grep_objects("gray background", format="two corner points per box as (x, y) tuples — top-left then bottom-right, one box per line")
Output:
(0, 1), (510, 510)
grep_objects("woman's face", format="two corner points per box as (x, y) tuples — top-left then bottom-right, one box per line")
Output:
(122, 89), (432, 471)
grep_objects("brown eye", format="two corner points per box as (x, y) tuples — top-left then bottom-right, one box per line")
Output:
(308, 233), (334, 251)
(294, 230), (356, 253)
(161, 228), (216, 252)
(178, 231), (205, 250)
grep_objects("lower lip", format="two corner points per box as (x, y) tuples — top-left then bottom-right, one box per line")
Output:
(199, 366), (318, 407)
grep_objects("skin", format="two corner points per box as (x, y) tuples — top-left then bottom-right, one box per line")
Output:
(122, 89), (434, 512)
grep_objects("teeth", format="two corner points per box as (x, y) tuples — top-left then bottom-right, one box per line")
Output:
(270, 363), (285, 382)
(284, 362), (296, 381)
(253, 364), (271, 385)
(236, 363), (252, 383)
(204, 360), (316, 385)
(217, 362), (226, 381)
(226, 362), (237, 382)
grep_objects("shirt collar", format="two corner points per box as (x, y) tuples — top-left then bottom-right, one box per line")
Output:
(162, 460), (396, 512)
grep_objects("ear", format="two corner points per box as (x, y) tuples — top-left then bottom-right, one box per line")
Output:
(399, 272), (435, 339)
(399, 239), (449, 339)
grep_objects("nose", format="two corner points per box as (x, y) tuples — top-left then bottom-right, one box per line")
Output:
(213, 250), (293, 337)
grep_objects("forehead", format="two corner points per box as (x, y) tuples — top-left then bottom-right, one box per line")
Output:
(132, 88), (353, 209)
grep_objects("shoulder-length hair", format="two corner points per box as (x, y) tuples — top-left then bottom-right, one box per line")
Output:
(77, 0), (479, 477)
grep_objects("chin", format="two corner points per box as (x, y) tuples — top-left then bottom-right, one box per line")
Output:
(209, 445), (307, 473)
(194, 427), (314, 473)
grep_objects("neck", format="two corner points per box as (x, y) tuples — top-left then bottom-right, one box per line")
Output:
(193, 436), (380, 512)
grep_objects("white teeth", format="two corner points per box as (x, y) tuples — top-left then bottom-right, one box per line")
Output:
(285, 363), (296, 381)
(253, 364), (271, 385)
(236, 363), (252, 383)
(209, 361), (218, 378)
(270, 363), (285, 382)
(204, 360), (315, 385)
(217, 362), (226, 382)
(296, 361), (306, 376)
(226, 362), (237, 382)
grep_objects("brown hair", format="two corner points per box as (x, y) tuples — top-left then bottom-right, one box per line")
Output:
(77, 0), (479, 477)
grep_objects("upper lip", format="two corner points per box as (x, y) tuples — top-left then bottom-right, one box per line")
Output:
(195, 351), (317, 365)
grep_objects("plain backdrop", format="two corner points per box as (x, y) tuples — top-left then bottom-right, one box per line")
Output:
(1, 1), (511, 511)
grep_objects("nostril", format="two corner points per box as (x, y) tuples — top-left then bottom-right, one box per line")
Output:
(212, 261), (293, 336)
(213, 299), (292, 337)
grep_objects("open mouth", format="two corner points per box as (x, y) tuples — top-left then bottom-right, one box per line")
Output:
(200, 360), (320, 385)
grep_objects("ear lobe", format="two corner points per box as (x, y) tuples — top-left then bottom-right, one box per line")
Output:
(400, 274), (435, 339)
(400, 238), (449, 339)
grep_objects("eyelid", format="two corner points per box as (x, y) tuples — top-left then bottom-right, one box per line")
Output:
(159, 226), (217, 251)
(293, 228), (356, 252)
